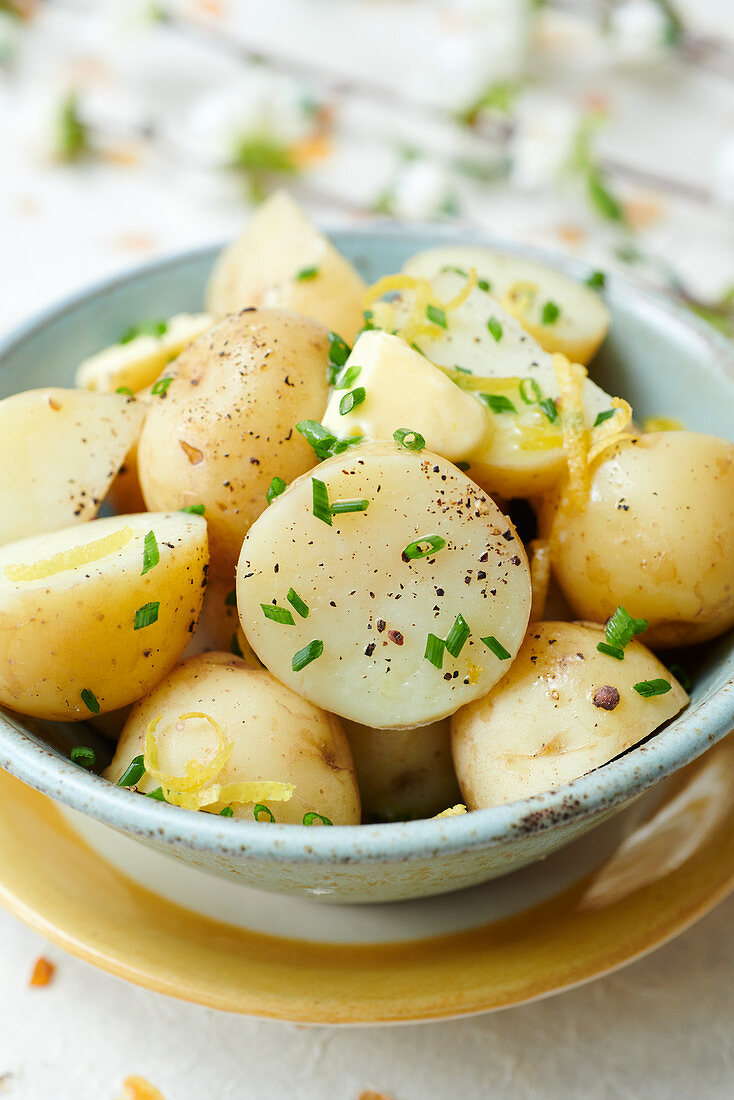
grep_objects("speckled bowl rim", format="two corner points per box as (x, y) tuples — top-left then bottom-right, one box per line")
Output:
(0, 223), (733, 868)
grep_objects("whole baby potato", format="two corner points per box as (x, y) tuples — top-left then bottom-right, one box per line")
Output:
(138, 309), (330, 575)
(0, 512), (208, 720)
(106, 652), (361, 825)
(549, 431), (734, 647)
(342, 717), (462, 822)
(451, 621), (688, 807)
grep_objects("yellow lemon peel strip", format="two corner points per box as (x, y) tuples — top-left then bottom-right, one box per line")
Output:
(528, 539), (551, 622)
(642, 415), (684, 433)
(6, 526), (134, 582)
(434, 804), (468, 818)
(440, 266), (478, 311)
(144, 711), (233, 793)
(588, 397), (633, 464)
(500, 280), (539, 320)
(553, 353), (590, 510)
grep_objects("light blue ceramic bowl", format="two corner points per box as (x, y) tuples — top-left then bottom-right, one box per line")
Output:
(0, 225), (732, 904)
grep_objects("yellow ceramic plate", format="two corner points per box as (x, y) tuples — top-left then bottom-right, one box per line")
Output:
(1, 736), (734, 1025)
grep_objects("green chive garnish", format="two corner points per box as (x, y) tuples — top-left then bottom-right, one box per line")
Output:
(225, 588), (237, 606)
(335, 364), (362, 390)
(668, 663), (691, 693)
(147, 787), (167, 801)
(542, 301), (560, 324)
(134, 601), (160, 630)
(295, 265), (319, 281)
(297, 419), (338, 460)
(330, 498), (369, 514)
(303, 811), (333, 826)
(292, 639), (324, 672)
(312, 478), (333, 526)
(266, 476), (287, 504)
(80, 688), (100, 714)
(254, 803), (275, 822)
(594, 409), (616, 428)
(70, 746), (96, 768)
(540, 397), (558, 423)
(141, 530), (159, 576)
(487, 317), (503, 342)
(219, 806), (234, 817)
(519, 378), (543, 405)
(403, 534), (446, 560)
(596, 642), (624, 660)
(117, 754), (145, 787)
(424, 633), (445, 669)
(445, 614), (470, 658)
(586, 270), (606, 289)
(477, 278), (491, 292)
(633, 679), (672, 698)
(481, 394), (517, 415)
(231, 632), (244, 658)
(481, 636), (511, 660)
(261, 603), (295, 626)
(440, 264), (468, 277)
(327, 331), (351, 383)
(116, 386), (134, 396)
(426, 304), (447, 328)
(119, 319), (167, 344)
(287, 588), (309, 618)
(339, 387), (366, 415)
(151, 376), (173, 396)
(179, 504), (205, 515)
(456, 461), (471, 471)
(393, 428), (425, 451)
(597, 606), (648, 660)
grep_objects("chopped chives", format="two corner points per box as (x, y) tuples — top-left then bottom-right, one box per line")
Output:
(339, 387), (366, 415)
(327, 332), (351, 384)
(424, 633), (445, 669)
(119, 319), (167, 344)
(601, 606), (648, 658)
(519, 378), (543, 405)
(267, 476), (286, 504)
(219, 806), (234, 817)
(231, 632), (244, 658)
(117, 754), (145, 788)
(481, 636), (511, 660)
(633, 679), (672, 698)
(297, 419), (338, 460)
(403, 534), (446, 560)
(440, 264), (468, 277)
(594, 409), (616, 428)
(445, 614), (470, 658)
(393, 428), (425, 451)
(335, 364), (362, 390)
(225, 588), (237, 606)
(486, 317), (503, 342)
(668, 663), (691, 693)
(151, 376), (173, 396)
(426, 303), (448, 328)
(295, 265), (319, 281)
(454, 365), (471, 374)
(179, 504), (205, 515)
(287, 587), (309, 618)
(141, 530), (159, 575)
(542, 301), (560, 324)
(116, 386), (134, 396)
(80, 688), (100, 714)
(456, 461), (471, 472)
(540, 397), (558, 423)
(481, 393), (517, 415)
(134, 601), (160, 630)
(596, 641), (624, 660)
(362, 309), (375, 330)
(330, 498), (369, 514)
(70, 746), (96, 768)
(303, 811), (333, 826)
(477, 278), (491, 292)
(147, 787), (167, 801)
(261, 603), (295, 626)
(254, 803), (275, 822)
(312, 478), (333, 526)
(292, 639), (324, 672)
(586, 270), (606, 289)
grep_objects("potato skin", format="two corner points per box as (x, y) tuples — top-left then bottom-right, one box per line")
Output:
(138, 309), (330, 576)
(549, 432), (734, 648)
(0, 512), (208, 720)
(451, 621), (688, 808)
(106, 653), (361, 825)
(342, 718), (461, 822)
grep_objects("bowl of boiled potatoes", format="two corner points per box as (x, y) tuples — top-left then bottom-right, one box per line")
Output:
(0, 191), (732, 904)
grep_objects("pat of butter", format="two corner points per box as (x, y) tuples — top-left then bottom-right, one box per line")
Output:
(321, 330), (488, 463)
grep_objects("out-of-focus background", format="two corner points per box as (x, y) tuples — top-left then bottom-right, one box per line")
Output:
(1, 2), (734, 1098)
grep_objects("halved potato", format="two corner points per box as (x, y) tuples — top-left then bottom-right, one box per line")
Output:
(451, 621), (688, 807)
(321, 330), (487, 462)
(0, 388), (144, 546)
(342, 717), (461, 822)
(205, 191), (366, 342)
(138, 309), (331, 576)
(0, 512), (208, 720)
(404, 246), (610, 364)
(75, 312), (213, 394)
(237, 442), (531, 729)
(106, 652), (361, 825)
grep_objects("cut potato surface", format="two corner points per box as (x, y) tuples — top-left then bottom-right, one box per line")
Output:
(75, 312), (214, 394)
(375, 270), (613, 497)
(106, 653), (360, 825)
(342, 717), (461, 822)
(451, 621), (688, 808)
(0, 388), (144, 547)
(404, 246), (610, 364)
(549, 431), (734, 648)
(237, 442), (531, 728)
(138, 309), (331, 576)
(321, 330), (487, 462)
(0, 512), (208, 720)
(206, 191), (366, 342)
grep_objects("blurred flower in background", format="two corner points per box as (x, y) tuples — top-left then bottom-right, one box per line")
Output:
(0, 0), (733, 334)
